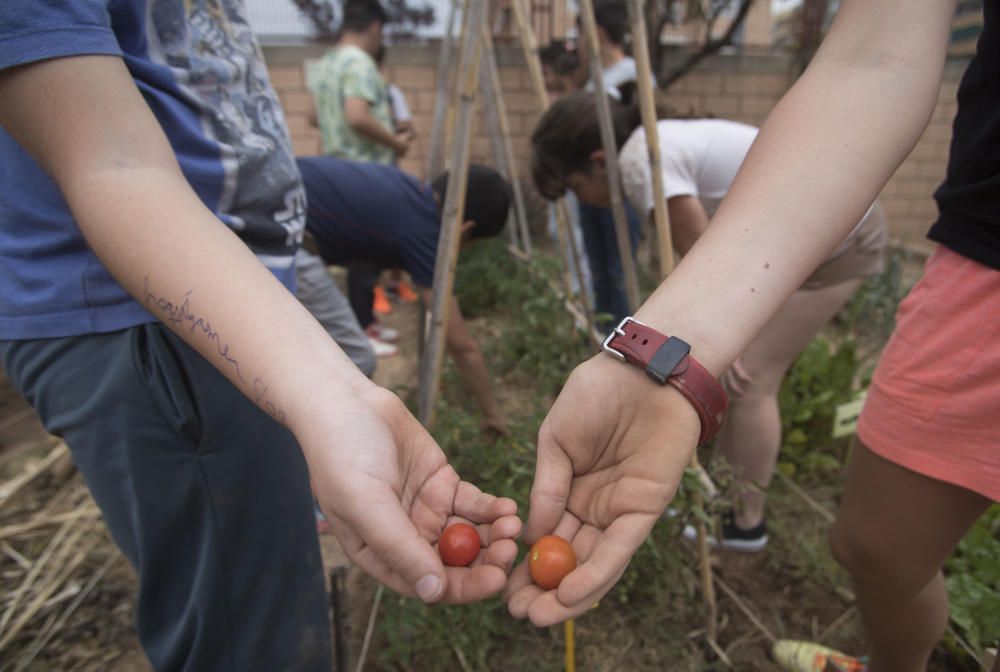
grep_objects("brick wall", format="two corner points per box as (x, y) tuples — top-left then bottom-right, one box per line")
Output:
(263, 44), (968, 249)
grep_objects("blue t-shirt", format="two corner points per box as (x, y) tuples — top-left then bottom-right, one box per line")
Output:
(0, 2), (304, 340)
(297, 157), (440, 287)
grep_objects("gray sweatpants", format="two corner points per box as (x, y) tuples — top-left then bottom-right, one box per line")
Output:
(0, 325), (332, 671)
(295, 249), (376, 378)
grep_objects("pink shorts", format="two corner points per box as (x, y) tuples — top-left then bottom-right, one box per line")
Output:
(858, 245), (1000, 502)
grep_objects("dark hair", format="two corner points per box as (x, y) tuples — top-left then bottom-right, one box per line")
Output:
(589, 0), (630, 47)
(431, 165), (511, 239)
(538, 40), (580, 76)
(530, 91), (640, 200)
(341, 0), (388, 33)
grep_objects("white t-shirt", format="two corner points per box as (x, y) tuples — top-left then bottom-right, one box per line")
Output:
(618, 118), (877, 261)
(387, 83), (412, 123)
(585, 57), (654, 100)
(619, 118), (757, 219)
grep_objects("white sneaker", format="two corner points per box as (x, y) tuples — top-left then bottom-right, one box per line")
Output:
(366, 323), (399, 343)
(367, 337), (398, 357)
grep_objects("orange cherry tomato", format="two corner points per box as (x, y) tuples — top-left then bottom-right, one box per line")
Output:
(529, 535), (577, 589)
(438, 522), (480, 567)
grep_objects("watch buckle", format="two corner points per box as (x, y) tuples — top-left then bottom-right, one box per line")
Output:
(601, 315), (647, 362)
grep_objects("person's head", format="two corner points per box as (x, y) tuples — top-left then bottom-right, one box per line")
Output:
(575, 0), (629, 65)
(431, 165), (512, 248)
(340, 0), (388, 56)
(539, 41), (582, 101)
(530, 91), (639, 208)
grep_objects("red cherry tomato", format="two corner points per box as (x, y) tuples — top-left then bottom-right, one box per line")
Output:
(438, 522), (480, 567)
(529, 535), (577, 589)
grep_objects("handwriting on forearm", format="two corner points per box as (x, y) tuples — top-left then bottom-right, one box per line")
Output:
(143, 277), (286, 425)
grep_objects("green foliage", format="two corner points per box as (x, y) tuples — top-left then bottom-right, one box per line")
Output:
(946, 506), (1000, 654)
(777, 338), (860, 477)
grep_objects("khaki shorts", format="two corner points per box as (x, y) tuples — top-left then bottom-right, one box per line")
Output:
(801, 201), (888, 290)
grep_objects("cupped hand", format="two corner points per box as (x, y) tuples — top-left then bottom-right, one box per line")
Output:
(301, 386), (522, 604)
(502, 354), (700, 626)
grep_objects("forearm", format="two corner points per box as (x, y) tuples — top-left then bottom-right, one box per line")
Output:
(636, 0), (955, 376)
(347, 107), (403, 152)
(0, 56), (374, 450)
(67, 167), (373, 432)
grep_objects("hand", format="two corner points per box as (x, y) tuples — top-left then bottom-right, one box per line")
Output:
(481, 413), (510, 438)
(502, 354), (700, 626)
(720, 356), (752, 398)
(393, 132), (412, 158)
(300, 385), (522, 604)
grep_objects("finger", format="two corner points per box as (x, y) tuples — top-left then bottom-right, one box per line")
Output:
(557, 514), (656, 607)
(441, 563), (509, 603)
(331, 478), (449, 604)
(476, 537), (519, 574)
(523, 423), (575, 543)
(504, 561), (545, 618)
(452, 482), (518, 523)
(444, 513), (521, 545)
(526, 567), (626, 627)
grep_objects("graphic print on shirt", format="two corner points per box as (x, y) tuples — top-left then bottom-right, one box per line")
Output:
(146, 0), (304, 268)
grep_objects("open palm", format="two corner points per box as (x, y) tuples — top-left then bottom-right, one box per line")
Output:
(305, 387), (522, 604)
(503, 355), (700, 625)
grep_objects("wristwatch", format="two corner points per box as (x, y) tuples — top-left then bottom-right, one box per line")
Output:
(602, 317), (729, 446)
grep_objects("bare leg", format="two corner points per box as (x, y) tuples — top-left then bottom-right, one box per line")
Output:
(715, 279), (862, 528)
(830, 442), (991, 672)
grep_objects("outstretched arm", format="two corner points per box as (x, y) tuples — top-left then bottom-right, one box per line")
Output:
(508, 0), (958, 626)
(0, 54), (519, 604)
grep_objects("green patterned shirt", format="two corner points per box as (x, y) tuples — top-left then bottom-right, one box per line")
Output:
(308, 45), (395, 164)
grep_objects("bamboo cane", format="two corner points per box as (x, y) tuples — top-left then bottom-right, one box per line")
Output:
(479, 27), (533, 256)
(416, 0), (485, 428)
(509, 0), (597, 342)
(577, 0), (641, 313)
(626, 0), (719, 638)
(626, 0), (675, 275)
(426, 0), (460, 179)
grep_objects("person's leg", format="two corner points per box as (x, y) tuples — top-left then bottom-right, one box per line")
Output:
(1, 326), (332, 671)
(577, 201), (613, 325)
(715, 279), (863, 530)
(347, 263), (379, 330)
(830, 442), (990, 672)
(296, 250), (377, 377)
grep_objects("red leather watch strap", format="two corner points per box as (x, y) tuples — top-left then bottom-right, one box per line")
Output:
(603, 318), (728, 446)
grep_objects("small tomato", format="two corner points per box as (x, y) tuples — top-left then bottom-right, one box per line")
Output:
(529, 535), (577, 589)
(438, 522), (480, 567)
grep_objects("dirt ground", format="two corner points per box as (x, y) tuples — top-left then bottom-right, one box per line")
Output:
(0, 271), (979, 671)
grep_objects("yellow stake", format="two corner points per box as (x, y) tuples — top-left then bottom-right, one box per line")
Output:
(565, 618), (576, 672)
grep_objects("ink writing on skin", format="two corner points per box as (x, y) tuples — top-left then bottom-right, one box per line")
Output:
(143, 277), (286, 424)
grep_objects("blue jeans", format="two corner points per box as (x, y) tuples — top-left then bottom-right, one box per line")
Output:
(1, 325), (332, 671)
(577, 200), (642, 327)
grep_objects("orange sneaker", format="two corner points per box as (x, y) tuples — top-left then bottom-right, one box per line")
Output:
(373, 285), (392, 315)
(772, 641), (867, 672)
(395, 279), (420, 303)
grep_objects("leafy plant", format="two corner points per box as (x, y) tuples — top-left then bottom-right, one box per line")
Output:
(777, 337), (860, 477)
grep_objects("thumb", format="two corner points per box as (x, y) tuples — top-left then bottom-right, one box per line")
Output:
(336, 483), (447, 603)
(524, 422), (574, 543)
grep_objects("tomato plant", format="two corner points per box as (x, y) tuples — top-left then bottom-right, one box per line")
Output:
(438, 522), (480, 567)
(529, 535), (577, 589)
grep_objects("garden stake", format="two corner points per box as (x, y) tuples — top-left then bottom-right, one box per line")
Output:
(577, 0), (641, 313)
(479, 25), (533, 256)
(565, 618), (576, 672)
(329, 567), (351, 672)
(416, 0), (486, 428)
(509, 0), (598, 342)
(624, 0), (719, 640)
(626, 0), (675, 274)
(425, 0), (459, 180)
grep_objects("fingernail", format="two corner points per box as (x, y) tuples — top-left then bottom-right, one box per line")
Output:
(415, 574), (443, 603)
